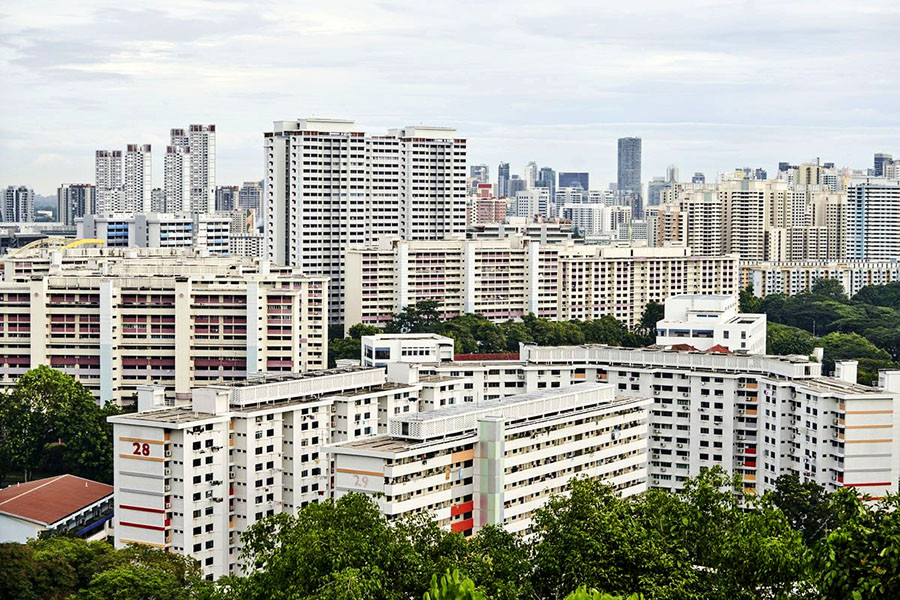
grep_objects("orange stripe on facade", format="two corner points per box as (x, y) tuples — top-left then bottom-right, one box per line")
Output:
(844, 439), (893, 444)
(119, 437), (166, 445)
(451, 449), (474, 463)
(335, 468), (383, 477)
(119, 454), (166, 462)
(845, 424), (892, 429)
(845, 410), (893, 415)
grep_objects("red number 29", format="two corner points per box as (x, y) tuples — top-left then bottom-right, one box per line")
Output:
(132, 442), (150, 456)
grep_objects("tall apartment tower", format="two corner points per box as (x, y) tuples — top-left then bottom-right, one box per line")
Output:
(95, 150), (123, 214)
(525, 161), (538, 189)
(847, 181), (900, 259)
(57, 184), (96, 226)
(875, 153), (893, 177)
(617, 137), (642, 215)
(264, 118), (465, 324)
(170, 128), (189, 149)
(497, 162), (510, 198)
(239, 181), (263, 215)
(164, 146), (191, 213)
(124, 144), (152, 213)
(3, 186), (34, 222)
(188, 124), (216, 213)
(150, 188), (165, 212)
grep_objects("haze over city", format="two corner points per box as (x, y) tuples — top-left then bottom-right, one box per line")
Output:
(3, 0), (900, 194)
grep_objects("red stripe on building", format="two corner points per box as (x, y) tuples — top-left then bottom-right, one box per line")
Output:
(120, 504), (167, 514)
(120, 521), (166, 531)
(450, 517), (474, 534)
(843, 482), (891, 487)
(450, 500), (474, 518)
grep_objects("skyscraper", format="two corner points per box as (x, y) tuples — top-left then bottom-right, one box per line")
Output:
(57, 184), (96, 226)
(239, 181), (263, 216)
(666, 164), (679, 183)
(537, 166), (556, 199)
(3, 186), (34, 222)
(875, 153), (894, 177)
(558, 172), (589, 190)
(647, 177), (668, 207)
(470, 164), (489, 183)
(692, 172), (706, 184)
(124, 144), (152, 213)
(525, 161), (538, 189)
(617, 137), (642, 196)
(95, 149), (122, 214)
(264, 118), (465, 324)
(497, 162), (510, 198)
(507, 175), (526, 197)
(215, 186), (239, 211)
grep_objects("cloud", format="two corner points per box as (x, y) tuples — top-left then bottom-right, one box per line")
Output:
(0, 0), (898, 194)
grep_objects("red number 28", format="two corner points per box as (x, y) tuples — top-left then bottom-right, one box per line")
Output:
(132, 442), (150, 456)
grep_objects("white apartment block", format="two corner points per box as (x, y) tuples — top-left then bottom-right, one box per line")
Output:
(346, 237), (739, 328)
(108, 366), (647, 578)
(387, 342), (900, 500)
(560, 204), (630, 237)
(846, 181), (900, 260)
(331, 383), (648, 536)
(740, 259), (900, 297)
(0, 246), (327, 405)
(78, 213), (232, 254)
(2, 186), (34, 223)
(95, 150), (123, 214)
(188, 124), (216, 214)
(655, 294), (766, 354)
(360, 333), (455, 367)
(264, 118), (466, 324)
(165, 146), (191, 213)
(124, 144), (152, 213)
(467, 217), (575, 243)
(514, 188), (552, 219)
(229, 234), (264, 258)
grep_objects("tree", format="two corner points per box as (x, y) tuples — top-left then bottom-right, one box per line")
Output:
(820, 332), (895, 384)
(766, 323), (816, 356)
(810, 278), (848, 303)
(423, 570), (485, 600)
(852, 280), (900, 308)
(813, 491), (900, 599)
(459, 525), (534, 600)
(1, 366), (118, 484)
(637, 302), (665, 338)
(348, 324), (380, 339)
(770, 474), (836, 545)
(565, 587), (641, 600)
(738, 285), (761, 314)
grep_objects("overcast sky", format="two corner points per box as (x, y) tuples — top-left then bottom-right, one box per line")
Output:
(2, 0), (899, 195)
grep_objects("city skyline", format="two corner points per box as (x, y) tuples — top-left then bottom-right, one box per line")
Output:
(3, 1), (900, 193)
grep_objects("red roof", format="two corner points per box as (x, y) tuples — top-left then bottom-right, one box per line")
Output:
(0, 474), (112, 526)
(454, 352), (520, 361)
(669, 344), (698, 351)
(706, 344), (732, 354)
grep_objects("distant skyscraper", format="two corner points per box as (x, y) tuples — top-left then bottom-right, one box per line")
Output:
(469, 164), (489, 195)
(875, 153), (893, 177)
(215, 186), (239, 212)
(755, 168), (768, 181)
(95, 149), (122, 214)
(188, 124), (216, 213)
(508, 175), (526, 197)
(164, 146), (191, 212)
(497, 162), (510, 197)
(692, 172), (706, 184)
(525, 161), (538, 189)
(170, 128), (188, 148)
(537, 166), (556, 199)
(617, 137), (642, 198)
(558, 172), (589, 190)
(666, 164), (679, 183)
(57, 184), (95, 225)
(239, 181), (263, 216)
(3, 186), (34, 222)
(124, 143), (152, 213)
(647, 177), (668, 207)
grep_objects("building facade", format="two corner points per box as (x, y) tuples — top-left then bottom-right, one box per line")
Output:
(58, 184), (96, 226)
(3, 186), (34, 223)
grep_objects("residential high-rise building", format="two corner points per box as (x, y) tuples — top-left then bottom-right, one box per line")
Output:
(514, 188), (551, 218)
(57, 184), (96, 226)
(558, 172), (589, 190)
(874, 153), (893, 177)
(617, 137), (642, 201)
(846, 181), (900, 260)
(3, 186), (34, 223)
(524, 161), (538, 189)
(124, 144), (152, 213)
(238, 181), (263, 217)
(164, 146), (191, 213)
(0, 246), (328, 405)
(692, 172), (706, 184)
(497, 162), (510, 198)
(95, 150), (122, 214)
(169, 128), (188, 149)
(188, 124), (216, 213)
(150, 188), (165, 212)
(264, 118), (465, 324)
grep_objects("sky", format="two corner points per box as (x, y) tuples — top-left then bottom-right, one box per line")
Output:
(2, 0), (899, 195)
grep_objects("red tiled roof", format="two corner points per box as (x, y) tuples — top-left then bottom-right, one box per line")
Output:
(0, 474), (112, 526)
(669, 344), (698, 351)
(706, 344), (732, 354)
(454, 352), (520, 361)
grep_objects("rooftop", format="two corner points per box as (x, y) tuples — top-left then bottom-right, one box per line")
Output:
(0, 475), (112, 526)
(231, 366), (378, 388)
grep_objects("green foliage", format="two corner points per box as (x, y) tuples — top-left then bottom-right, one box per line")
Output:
(766, 322), (816, 356)
(423, 569), (486, 600)
(0, 365), (119, 485)
(820, 332), (893, 384)
(565, 586), (641, 600)
(771, 474), (836, 545)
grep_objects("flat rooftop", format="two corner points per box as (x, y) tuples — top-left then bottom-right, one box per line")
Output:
(231, 366), (379, 388)
(793, 377), (880, 395)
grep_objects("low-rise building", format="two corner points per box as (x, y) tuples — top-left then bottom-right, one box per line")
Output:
(361, 333), (455, 367)
(740, 259), (900, 297)
(655, 294), (766, 354)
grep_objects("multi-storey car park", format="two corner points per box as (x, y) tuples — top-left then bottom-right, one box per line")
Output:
(0, 245), (327, 405)
(108, 366), (646, 579)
